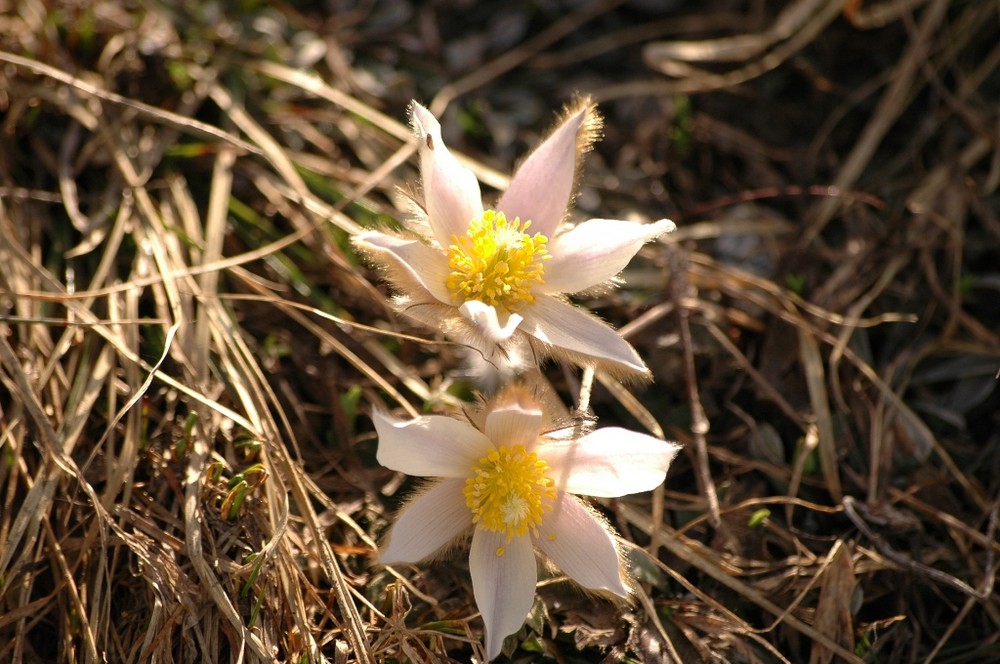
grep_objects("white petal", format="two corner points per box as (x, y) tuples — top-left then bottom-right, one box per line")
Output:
(374, 410), (492, 477)
(519, 295), (647, 373)
(497, 106), (587, 238)
(543, 218), (675, 294)
(380, 479), (471, 564)
(410, 102), (484, 248)
(539, 428), (681, 497)
(354, 231), (454, 304)
(470, 529), (537, 661)
(484, 405), (543, 449)
(537, 495), (628, 596)
(458, 300), (523, 343)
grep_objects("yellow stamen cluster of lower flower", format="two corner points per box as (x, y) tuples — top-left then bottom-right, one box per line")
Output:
(446, 210), (549, 312)
(464, 444), (557, 555)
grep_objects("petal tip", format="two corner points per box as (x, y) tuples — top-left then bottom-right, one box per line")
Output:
(408, 100), (434, 132)
(652, 218), (677, 236)
(600, 574), (631, 599)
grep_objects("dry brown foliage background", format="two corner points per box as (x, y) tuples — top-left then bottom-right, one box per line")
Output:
(1, 0), (998, 662)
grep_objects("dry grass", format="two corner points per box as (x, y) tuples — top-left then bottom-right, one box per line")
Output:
(1, 0), (999, 662)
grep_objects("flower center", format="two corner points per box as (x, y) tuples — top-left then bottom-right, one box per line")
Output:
(446, 210), (549, 312)
(464, 444), (556, 547)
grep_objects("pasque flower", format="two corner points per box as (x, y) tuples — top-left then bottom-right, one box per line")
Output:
(355, 99), (674, 379)
(375, 387), (680, 660)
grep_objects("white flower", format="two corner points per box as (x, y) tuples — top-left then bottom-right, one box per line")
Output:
(355, 99), (675, 379)
(374, 387), (681, 660)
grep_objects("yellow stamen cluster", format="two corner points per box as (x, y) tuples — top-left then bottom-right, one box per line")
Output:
(464, 444), (557, 551)
(446, 210), (550, 312)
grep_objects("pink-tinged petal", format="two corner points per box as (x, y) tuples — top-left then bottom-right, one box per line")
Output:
(410, 102), (484, 247)
(458, 300), (523, 343)
(355, 231), (453, 304)
(374, 410), (492, 477)
(469, 529), (537, 660)
(519, 295), (647, 374)
(484, 405), (543, 449)
(543, 218), (675, 294)
(497, 105), (590, 237)
(539, 429), (681, 497)
(536, 495), (628, 596)
(380, 479), (472, 564)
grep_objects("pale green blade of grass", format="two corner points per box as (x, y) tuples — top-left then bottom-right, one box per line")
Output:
(797, 326), (842, 502)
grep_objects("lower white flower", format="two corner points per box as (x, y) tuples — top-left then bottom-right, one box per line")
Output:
(374, 388), (681, 660)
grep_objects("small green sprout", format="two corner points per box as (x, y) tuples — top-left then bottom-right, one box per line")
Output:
(747, 508), (771, 528)
(220, 463), (268, 520)
(233, 432), (262, 460)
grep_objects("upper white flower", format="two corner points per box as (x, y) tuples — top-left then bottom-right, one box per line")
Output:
(374, 388), (681, 660)
(355, 99), (675, 378)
